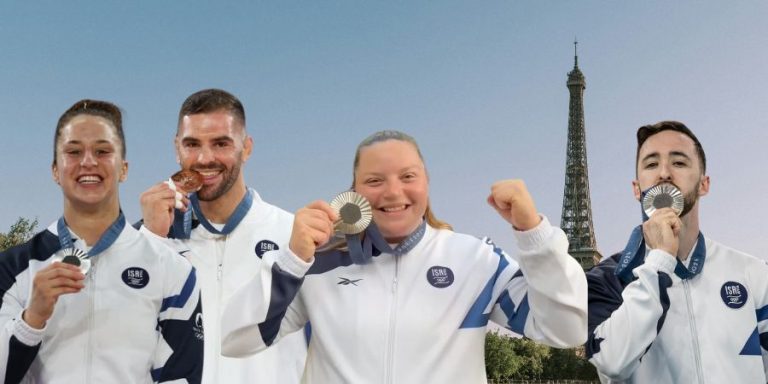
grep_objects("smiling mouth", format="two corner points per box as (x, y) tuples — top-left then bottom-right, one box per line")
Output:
(380, 205), (409, 213)
(77, 175), (102, 184)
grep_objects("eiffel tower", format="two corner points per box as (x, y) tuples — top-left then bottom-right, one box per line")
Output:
(560, 41), (601, 269)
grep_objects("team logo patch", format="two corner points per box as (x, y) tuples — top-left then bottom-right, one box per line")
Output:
(721, 281), (748, 309)
(427, 266), (454, 288)
(193, 312), (204, 340)
(122, 267), (150, 289)
(255, 240), (279, 258)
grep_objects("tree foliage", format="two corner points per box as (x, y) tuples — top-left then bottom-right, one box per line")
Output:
(0, 217), (38, 251)
(485, 330), (598, 381)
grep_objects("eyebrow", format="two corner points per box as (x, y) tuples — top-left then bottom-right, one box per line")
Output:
(63, 139), (114, 146)
(640, 151), (692, 163)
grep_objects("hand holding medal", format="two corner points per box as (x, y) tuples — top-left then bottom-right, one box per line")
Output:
(167, 169), (203, 209)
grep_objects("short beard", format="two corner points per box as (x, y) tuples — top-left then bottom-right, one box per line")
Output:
(196, 159), (242, 202)
(679, 187), (698, 218)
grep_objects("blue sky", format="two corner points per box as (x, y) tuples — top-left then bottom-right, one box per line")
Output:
(1, 1), (766, 258)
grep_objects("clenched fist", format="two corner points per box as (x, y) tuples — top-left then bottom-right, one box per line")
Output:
(642, 207), (681, 257)
(139, 181), (190, 237)
(23, 262), (85, 329)
(289, 201), (338, 262)
(487, 179), (541, 231)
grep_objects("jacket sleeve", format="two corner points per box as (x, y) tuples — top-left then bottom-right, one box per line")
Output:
(152, 257), (204, 384)
(1, 243), (48, 384)
(486, 216), (588, 348)
(220, 247), (311, 358)
(586, 249), (677, 381)
(746, 256), (768, 378)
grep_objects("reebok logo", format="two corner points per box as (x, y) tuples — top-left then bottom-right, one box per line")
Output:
(338, 277), (362, 286)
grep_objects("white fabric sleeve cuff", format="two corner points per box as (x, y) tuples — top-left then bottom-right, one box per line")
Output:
(272, 247), (314, 278)
(512, 215), (554, 252)
(13, 310), (45, 346)
(139, 224), (167, 240)
(643, 249), (678, 275)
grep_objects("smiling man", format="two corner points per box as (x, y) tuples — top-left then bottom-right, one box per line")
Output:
(138, 89), (306, 384)
(586, 121), (768, 383)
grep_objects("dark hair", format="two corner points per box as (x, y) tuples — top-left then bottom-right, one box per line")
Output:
(636, 120), (706, 173)
(53, 99), (125, 166)
(353, 130), (452, 231)
(177, 89), (245, 135)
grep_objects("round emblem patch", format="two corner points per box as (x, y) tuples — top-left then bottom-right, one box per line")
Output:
(720, 281), (748, 309)
(426, 266), (454, 288)
(255, 240), (279, 258)
(122, 267), (150, 289)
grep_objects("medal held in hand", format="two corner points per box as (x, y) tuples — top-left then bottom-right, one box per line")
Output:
(642, 183), (684, 217)
(52, 247), (91, 274)
(317, 191), (372, 252)
(170, 169), (203, 192)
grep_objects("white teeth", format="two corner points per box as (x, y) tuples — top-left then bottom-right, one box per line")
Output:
(382, 205), (407, 212)
(198, 171), (219, 177)
(78, 175), (101, 184)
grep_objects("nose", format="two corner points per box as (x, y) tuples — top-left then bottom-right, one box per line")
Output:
(196, 145), (215, 165)
(80, 150), (98, 167)
(382, 179), (403, 199)
(658, 162), (672, 182)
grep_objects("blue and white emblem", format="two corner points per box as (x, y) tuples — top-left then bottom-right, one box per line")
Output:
(122, 267), (150, 289)
(255, 240), (279, 258)
(427, 266), (454, 288)
(721, 281), (748, 309)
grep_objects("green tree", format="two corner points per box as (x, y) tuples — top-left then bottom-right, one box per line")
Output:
(485, 330), (522, 380)
(0, 217), (38, 251)
(508, 337), (551, 380)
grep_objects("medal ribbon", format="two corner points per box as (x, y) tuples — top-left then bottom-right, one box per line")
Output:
(186, 189), (254, 236)
(57, 211), (126, 258)
(615, 187), (706, 282)
(345, 221), (427, 264)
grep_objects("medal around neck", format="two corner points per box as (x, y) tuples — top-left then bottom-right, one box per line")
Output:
(317, 191), (373, 252)
(642, 183), (684, 217)
(52, 247), (91, 274)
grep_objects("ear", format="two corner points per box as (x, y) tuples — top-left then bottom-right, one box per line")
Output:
(632, 179), (642, 202)
(52, 163), (60, 185)
(698, 175), (710, 197)
(242, 135), (253, 161)
(119, 161), (129, 182)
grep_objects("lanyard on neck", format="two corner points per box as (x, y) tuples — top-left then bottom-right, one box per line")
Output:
(345, 221), (427, 264)
(57, 211), (126, 258)
(187, 189), (254, 236)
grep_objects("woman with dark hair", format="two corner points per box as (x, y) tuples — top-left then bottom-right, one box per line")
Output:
(0, 100), (203, 383)
(222, 130), (587, 383)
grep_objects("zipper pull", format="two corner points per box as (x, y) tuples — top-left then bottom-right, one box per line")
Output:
(392, 276), (398, 293)
(217, 264), (223, 281)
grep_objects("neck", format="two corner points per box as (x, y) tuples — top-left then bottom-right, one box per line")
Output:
(676, 209), (701, 260)
(198, 181), (247, 224)
(63, 199), (120, 246)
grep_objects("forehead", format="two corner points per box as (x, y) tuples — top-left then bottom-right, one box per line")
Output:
(638, 130), (697, 158)
(357, 140), (423, 171)
(58, 115), (120, 145)
(178, 110), (243, 139)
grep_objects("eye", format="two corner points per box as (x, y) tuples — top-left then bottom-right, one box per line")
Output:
(95, 148), (113, 156)
(65, 149), (81, 156)
(644, 162), (658, 169)
(673, 160), (688, 167)
(364, 178), (383, 186)
(401, 172), (417, 181)
(183, 141), (200, 149)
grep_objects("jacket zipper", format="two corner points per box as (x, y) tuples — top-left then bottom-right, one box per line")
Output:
(683, 280), (705, 383)
(384, 255), (400, 384)
(86, 263), (97, 384)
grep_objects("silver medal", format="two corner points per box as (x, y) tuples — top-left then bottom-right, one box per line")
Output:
(642, 183), (684, 217)
(330, 191), (372, 235)
(53, 247), (91, 274)
(317, 191), (373, 252)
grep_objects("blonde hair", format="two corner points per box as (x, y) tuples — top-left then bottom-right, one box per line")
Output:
(352, 130), (452, 231)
